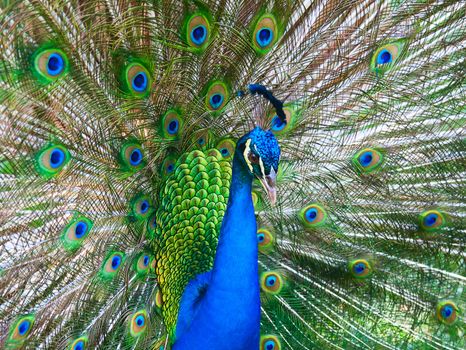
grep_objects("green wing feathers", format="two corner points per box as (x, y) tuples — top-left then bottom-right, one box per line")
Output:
(0, 0), (465, 349)
(154, 149), (231, 337)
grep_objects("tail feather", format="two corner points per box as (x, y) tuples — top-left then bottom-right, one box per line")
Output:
(1, 0), (465, 348)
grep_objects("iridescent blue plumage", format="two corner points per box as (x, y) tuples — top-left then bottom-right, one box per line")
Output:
(174, 128), (280, 349)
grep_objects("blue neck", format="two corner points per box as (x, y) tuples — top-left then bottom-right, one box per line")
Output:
(174, 151), (261, 350)
(209, 152), (258, 291)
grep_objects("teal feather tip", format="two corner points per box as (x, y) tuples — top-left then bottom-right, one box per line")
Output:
(260, 335), (281, 350)
(370, 39), (406, 73)
(436, 300), (459, 325)
(7, 315), (35, 345)
(120, 141), (145, 171)
(35, 144), (71, 178)
(61, 215), (93, 251)
(100, 251), (125, 279)
(352, 148), (384, 173)
(348, 259), (373, 279)
(69, 336), (88, 350)
(32, 47), (69, 83)
(419, 210), (446, 232)
(260, 271), (284, 294)
(299, 203), (327, 228)
(129, 309), (148, 337)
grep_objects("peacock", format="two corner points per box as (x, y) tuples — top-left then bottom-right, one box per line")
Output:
(0, 0), (464, 349)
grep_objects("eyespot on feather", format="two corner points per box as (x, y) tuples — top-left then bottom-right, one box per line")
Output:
(120, 141), (145, 171)
(348, 259), (372, 279)
(123, 62), (151, 97)
(419, 210), (445, 232)
(216, 138), (236, 160)
(436, 300), (458, 325)
(191, 130), (213, 150)
(352, 148), (384, 173)
(147, 214), (157, 239)
(101, 252), (125, 279)
(205, 81), (229, 112)
(129, 310), (148, 337)
(69, 336), (88, 350)
(371, 40), (406, 73)
(135, 252), (151, 275)
(32, 47), (69, 83)
(257, 228), (274, 254)
(161, 155), (178, 178)
(260, 335), (281, 350)
(252, 14), (279, 54)
(131, 195), (152, 220)
(270, 106), (294, 135)
(35, 144), (71, 178)
(161, 110), (183, 139)
(61, 215), (93, 251)
(260, 271), (284, 294)
(8, 315), (35, 344)
(185, 13), (211, 50)
(299, 203), (327, 228)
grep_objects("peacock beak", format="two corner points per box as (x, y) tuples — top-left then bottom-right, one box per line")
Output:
(258, 167), (277, 206)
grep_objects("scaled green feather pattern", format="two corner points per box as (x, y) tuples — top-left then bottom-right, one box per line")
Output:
(154, 149), (231, 337)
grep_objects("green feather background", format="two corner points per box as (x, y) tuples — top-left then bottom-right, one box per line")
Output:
(0, 0), (464, 349)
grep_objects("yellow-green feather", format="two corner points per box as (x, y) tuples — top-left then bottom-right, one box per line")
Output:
(153, 149), (231, 338)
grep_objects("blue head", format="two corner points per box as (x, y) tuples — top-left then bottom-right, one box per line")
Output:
(236, 127), (280, 204)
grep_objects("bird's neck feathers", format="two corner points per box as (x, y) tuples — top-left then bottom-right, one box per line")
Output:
(210, 149), (257, 288)
(199, 148), (261, 343)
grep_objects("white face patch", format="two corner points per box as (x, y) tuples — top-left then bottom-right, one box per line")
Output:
(259, 157), (265, 178)
(243, 139), (254, 173)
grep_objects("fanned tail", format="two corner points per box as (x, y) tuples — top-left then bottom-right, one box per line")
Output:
(0, 0), (465, 349)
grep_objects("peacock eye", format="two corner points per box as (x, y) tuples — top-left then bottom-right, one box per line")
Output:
(260, 335), (281, 350)
(162, 110), (183, 139)
(252, 14), (279, 53)
(216, 138), (236, 160)
(261, 271), (284, 294)
(36, 144), (71, 178)
(130, 310), (148, 337)
(419, 209), (445, 232)
(120, 141), (145, 171)
(8, 315), (35, 343)
(248, 152), (259, 164)
(70, 336), (88, 350)
(205, 81), (229, 112)
(32, 48), (69, 83)
(130, 194), (152, 220)
(101, 252), (125, 278)
(125, 63), (151, 97)
(348, 259), (372, 279)
(135, 252), (151, 275)
(436, 300), (458, 324)
(61, 216), (93, 251)
(185, 13), (210, 49)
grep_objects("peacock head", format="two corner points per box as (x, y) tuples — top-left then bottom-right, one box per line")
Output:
(236, 127), (280, 205)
